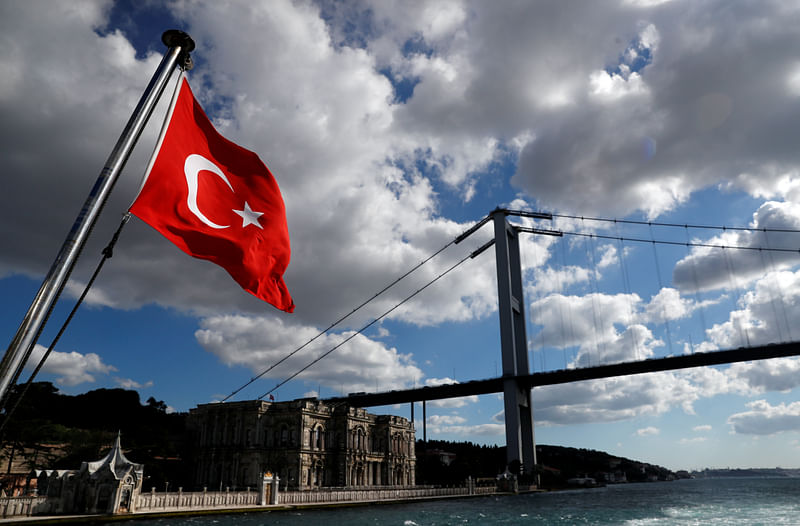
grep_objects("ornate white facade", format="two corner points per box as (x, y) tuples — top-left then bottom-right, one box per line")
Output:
(188, 399), (416, 490)
(32, 434), (143, 514)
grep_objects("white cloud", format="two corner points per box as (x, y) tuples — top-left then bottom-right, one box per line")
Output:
(4, 1), (800, 436)
(643, 287), (693, 324)
(703, 269), (800, 349)
(27, 344), (116, 387)
(534, 372), (696, 425)
(195, 314), (422, 395)
(693, 424), (712, 432)
(427, 414), (467, 426)
(727, 400), (800, 435)
(115, 378), (154, 390)
(530, 361), (770, 427)
(530, 291), (661, 366)
(674, 201), (800, 293)
(423, 377), (479, 408)
(636, 426), (660, 437)
(426, 420), (506, 437)
(726, 358), (800, 393)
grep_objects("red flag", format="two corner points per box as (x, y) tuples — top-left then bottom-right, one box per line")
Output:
(131, 74), (294, 312)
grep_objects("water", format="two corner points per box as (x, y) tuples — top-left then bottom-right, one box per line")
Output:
(104, 478), (800, 525)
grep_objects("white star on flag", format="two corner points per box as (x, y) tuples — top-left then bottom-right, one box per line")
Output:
(233, 202), (264, 229)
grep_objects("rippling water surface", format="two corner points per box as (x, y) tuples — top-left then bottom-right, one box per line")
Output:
(102, 478), (800, 525)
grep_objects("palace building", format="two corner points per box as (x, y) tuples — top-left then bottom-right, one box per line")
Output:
(187, 398), (416, 490)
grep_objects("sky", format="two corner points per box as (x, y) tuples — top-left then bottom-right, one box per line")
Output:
(2, 0), (800, 472)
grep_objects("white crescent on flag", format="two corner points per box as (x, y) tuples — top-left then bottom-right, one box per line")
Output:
(183, 153), (264, 230)
(184, 153), (233, 229)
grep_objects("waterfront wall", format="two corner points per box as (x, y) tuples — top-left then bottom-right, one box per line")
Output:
(0, 496), (52, 518)
(0, 488), (266, 518)
(135, 487), (262, 512)
(0, 480), (495, 518)
(280, 485), (467, 504)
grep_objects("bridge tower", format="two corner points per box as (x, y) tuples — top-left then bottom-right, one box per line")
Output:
(492, 209), (536, 475)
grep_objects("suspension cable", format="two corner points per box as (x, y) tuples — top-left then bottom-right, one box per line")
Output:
(222, 217), (492, 402)
(258, 246), (483, 400)
(550, 213), (800, 233)
(559, 231), (800, 253)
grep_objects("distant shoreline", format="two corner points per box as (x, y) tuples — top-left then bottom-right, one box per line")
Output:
(687, 467), (800, 478)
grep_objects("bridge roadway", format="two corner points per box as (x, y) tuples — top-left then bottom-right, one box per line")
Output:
(325, 342), (800, 407)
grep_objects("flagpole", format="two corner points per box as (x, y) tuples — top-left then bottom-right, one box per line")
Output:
(0, 30), (196, 410)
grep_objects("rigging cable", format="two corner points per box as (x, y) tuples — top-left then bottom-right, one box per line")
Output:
(0, 214), (131, 438)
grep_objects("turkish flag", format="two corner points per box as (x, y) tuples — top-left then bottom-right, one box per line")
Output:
(130, 74), (294, 312)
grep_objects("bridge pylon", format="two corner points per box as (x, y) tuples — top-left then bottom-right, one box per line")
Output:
(492, 209), (537, 476)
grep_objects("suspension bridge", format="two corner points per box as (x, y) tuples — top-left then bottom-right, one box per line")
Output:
(220, 208), (800, 476)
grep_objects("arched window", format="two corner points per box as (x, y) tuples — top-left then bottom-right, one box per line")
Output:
(314, 426), (324, 449)
(356, 428), (365, 450)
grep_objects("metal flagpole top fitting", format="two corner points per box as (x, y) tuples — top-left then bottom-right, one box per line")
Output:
(162, 30), (196, 70)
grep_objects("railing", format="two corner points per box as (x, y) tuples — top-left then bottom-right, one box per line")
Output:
(279, 485), (482, 505)
(473, 485), (496, 494)
(135, 488), (261, 512)
(1, 484), (498, 517)
(0, 496), (52, 518)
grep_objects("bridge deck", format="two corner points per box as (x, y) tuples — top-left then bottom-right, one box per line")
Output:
(325, 342), (800, 407)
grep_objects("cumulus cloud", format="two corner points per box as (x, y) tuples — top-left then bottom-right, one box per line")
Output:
(426, 420), (505, 437)
(195, 314), (422, 395)
(529, 359), (779, 427)
(636, 426), (660, 436)
(704, 269), (800, 349)
(529, 291), (661, 366)
(4, 0), (800, 430)
(727, 400), (800, 435)
(674, 202), (800, 293)
(26, 344), (116, 387)
(0, 0), (502, 334)
(422, 410), (506, 438)
(423, 377), (479, 408)
(534, 373), (697, 425)
(115, 378), (154, 390)
(427, 414), (467, 426)
(726, 358), (800, 394)
(513, 3), (800, 218)
(528, 352), (800, 427)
